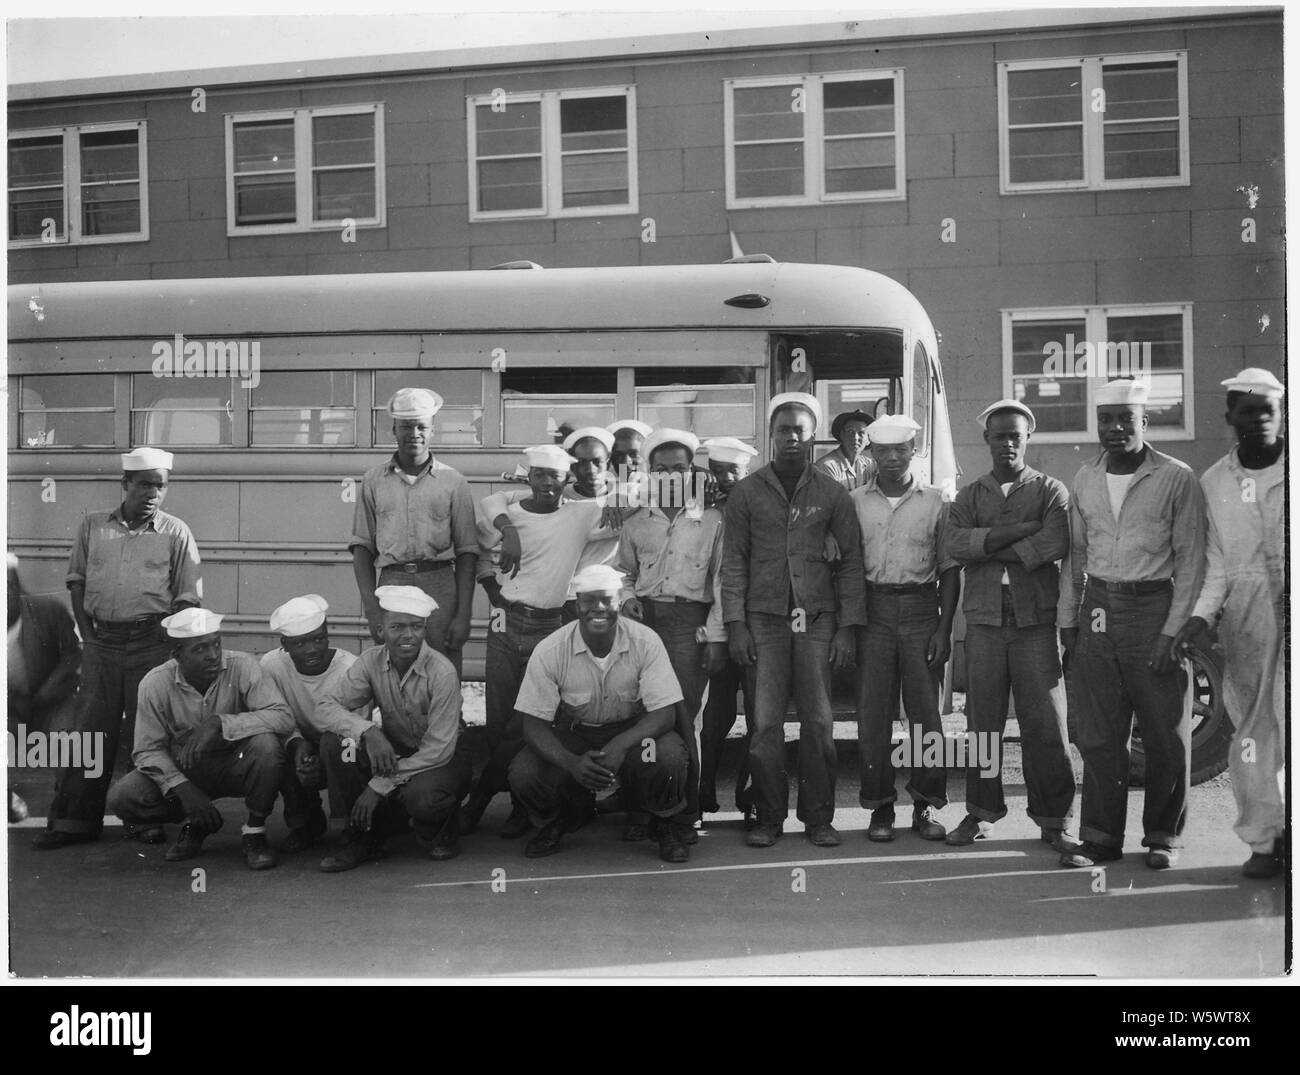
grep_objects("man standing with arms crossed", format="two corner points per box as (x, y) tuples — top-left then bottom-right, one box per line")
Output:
(37, 446), (202, 850)
(350, 387), (477, 675)
(722, 393), (865, 849)
(1059, 379), (1206, 871)
(1174, 369), (1286, 879)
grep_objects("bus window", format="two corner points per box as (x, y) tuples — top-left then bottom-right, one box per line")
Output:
(18, 374), (116, 448)
(500, 367), (617, 446)
(771, 329), (904, 444)
(131, 374), (232, 446)
(373, 369), (483, 447)
(912, 339), (932, 455)
(635, 366), (756, 443)
(251, 371), (356, 447)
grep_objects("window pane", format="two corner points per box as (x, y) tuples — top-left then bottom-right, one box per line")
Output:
(82, 183), (141, 235)
(1107, 313), (1183, 371)
(252, 371), (355, 408)
(562, 150), (628, 207)
(19, 374), (116, 448)
(131, 410), (232, 446)
(133, 373), (233, 409)
(560, 96), (627, 151)
(1103, 62), (1178, 121)
(251, 408), (355, 446)
(734, 141), (804, 199)
(1012, 376), (1088, 433)
(824, 136), (895, 193)
(1008, 127), (1083, 184)
(9, 136), (63, 188)
(636, 386), (755, 440)
(20, 411), (116, 448)
(733, 84), (804, 141)
(1011, 319), (1089, 433)
(1007, 67), (1082, 125)
(23, 375), (115, 410)
(235, 173), (296, 225)
(1143, 372), (1186, 428)
(1104, 121), (1180, 180)
(824, 79), (894, 136)
(501, 397), (617, 446)
(912, 341), (931, 451)
(234, 120), (295, 173)
(131, 372), (233, 446)
(373, 370), (483, 446)
(477, 157), (543, 212)
(312, 167), (376, 220)
(312, 113), (374, 167)
(1012, 319), (1087, 377)
(475, 101), (541, 158)
(9, 189), (64, 239)
(80, 129), (139, 183)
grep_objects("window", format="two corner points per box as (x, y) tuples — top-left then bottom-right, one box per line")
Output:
(18, 375), (116, 448)
(373, 370), (483, 447)
(467, 87), (637, 218)
(634, 367), (756, 443)
(999, 53), (1187, 192)
(1003, 304), (1193, 441)
(226, 105), (384, 234)
(250, 371), (356, 447)
(499, 368), (618, 446)
(8, 123), (147, 245)
(131, 374), (233, 446)
(911, 341), (932, 455)
(725, 71), (904, 207)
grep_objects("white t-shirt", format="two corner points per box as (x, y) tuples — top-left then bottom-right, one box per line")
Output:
(1106, 471), (1136, 520)
(883, 494), (904, 509)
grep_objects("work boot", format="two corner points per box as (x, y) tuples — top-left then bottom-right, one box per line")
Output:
(524, 820), (564, 858)
(658, 822), (690, 863)
(425, 810), (461, 862)
(242, 831), (279, 871)
(1144, 845), (1178, 870)
(1242, 851), (1282, 879)
(319, 828), (386, 873)
(946, 814), (993, 846)
(806, 823), (842, 847)
(281, 807), (328, 853)
(1041, 827), (1079, 853)
(1059, 841), (1122, 868)
(165, 821), (209, 862)
(866, 806), (896, 842)
(745, 823), (781, 848)
(912, 804), (947, 841)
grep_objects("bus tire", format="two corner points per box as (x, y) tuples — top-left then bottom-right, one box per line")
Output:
(1128, 642), (1232, 788)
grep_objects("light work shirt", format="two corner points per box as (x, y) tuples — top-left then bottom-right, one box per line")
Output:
(259, 647), (373, 742)
(349, 455), (478, 568)
(814, 447), (877, 492)
(851, 478), (957, 584)
(66, 507), (202, 619)
(616, 505), (727, 642)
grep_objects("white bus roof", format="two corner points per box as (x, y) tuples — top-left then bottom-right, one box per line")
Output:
(8, 263), (935, 349)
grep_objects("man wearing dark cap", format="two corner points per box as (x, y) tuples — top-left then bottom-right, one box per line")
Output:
(815, 410), (877, 492)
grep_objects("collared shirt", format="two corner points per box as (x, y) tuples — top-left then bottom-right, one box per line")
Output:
(316, 642), (462, 797)
(947, 467), (1070, 627)
(814, 447), (877, 492)
(475, 492), (614, 608)
(721, 464), (866, 625)
(259, 647), (373, 742)
(616, 505), (727, 642)
(514, 617), (683, 726)
(349, 454), (478, 568)
(66, 507), (202, 620)
(134, 650), (295, 793)
(1058, 446), (1207, 634)
(851, 477), (957, 584)
(1191, 449), (1284, 622)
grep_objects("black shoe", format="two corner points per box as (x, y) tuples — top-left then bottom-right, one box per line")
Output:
(499, 804), (533, 839)
(1060, 841), (1122, 868)
(866, 807), (896, 842)
(241, 831), (279, 870)
(165, 822), (208, 862)
(524, 820), (564, 858)
(745, 823), (782, 848)
(458, 791), (492, 835)
(281, 808), (328, 853)
(33, 830), (97, 851)
(1243, 851), (1282, 879)
(658, 823), (690, 863)
(1145, 845), (1178, 870)
(911, 804), (947, 841)
(319, 828), (386, 873)
(424, 808), (462, 861)
(806, 823), (842, 847)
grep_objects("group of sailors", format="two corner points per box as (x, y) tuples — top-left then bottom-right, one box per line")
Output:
(10, 368), (1285, 880)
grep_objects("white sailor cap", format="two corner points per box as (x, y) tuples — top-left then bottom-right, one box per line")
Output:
(1094, 379), (1150, 407)
(162, 607), (223, 639)
(606, 419), (653, 439)
(121, 446), (175, 472)
(1221, 367), (1284, 398)
(570, 564), (626, 596)
(866, 414), (922, 445)
(374, 585), (438, 618)
(524, 444), (578, 472)
(269, 594), (329, 637)
(767, 392), (823, 428)
(562, 426), (615, 453)
(976, 399), (1037, 433)
(642, 427), (700, 464)
(386, 387), (444, 419)
(699, 437), (759, 466)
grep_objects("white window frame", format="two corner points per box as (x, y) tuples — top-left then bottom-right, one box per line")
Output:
(1001, 303), (1194, 443)
(998, 51), (1189, 194)
(724, 70), (906, 209)
(466, 85), (638, 220)
(225, 103), (386, 236)
(8, 121), (149, 247)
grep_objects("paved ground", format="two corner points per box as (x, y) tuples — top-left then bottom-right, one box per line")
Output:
(7, 740), (1286, 980)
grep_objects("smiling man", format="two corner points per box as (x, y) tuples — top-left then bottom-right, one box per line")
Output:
(815, 409), (877, 492)
(37, 446), (202, 851)
(106, 607), (295, 870)
(1058, 379), (1206, 871)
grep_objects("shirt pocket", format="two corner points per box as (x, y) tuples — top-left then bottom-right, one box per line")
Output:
(558, 689), (595, 723)
(137, 554), (173, 602)
(1125, 487), (1172, 559)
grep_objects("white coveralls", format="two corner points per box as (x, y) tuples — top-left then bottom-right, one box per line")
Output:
(1190, 450), (1285, 854)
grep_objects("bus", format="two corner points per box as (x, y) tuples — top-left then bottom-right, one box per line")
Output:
(7, 258), (956, 678)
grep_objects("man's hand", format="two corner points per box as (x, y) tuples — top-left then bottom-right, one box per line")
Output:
(363, 602), (384, 644)
(728, 622), (757, 667)
(350, 786), (384, 832)
(362, 726), (398, 778)
(1148, 633), (1179, 676)
(594, 743), (628, 780)
(925, 628), (952, 671)
(287, 738), (323, 791)
(445, 613), (471, 652)
(703, 641), (729, 676)
(173, 780), (222, 832)
(830, 626), (856, 670)
(1173, 616), (1209, 659)
(620, 595), (644, 622)
(498, 524), (522, 578)
(599, 505), (626, 532)
(569, 750), (616, 792)
(176, 716), (223, 771)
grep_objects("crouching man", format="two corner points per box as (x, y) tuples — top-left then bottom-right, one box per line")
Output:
(315, 586), (471, 871)
(508, 565), (692, 863)
(106, 608), (295, 870)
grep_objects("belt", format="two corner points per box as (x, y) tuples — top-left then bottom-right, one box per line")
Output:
(864, 581), (936, 595)
(1086, 577), (1172, 595)
(384, 559), (453, 574)
(92, 613), (165, 632)
(648, 596), (710, 607)
(502, 600), (563, 620)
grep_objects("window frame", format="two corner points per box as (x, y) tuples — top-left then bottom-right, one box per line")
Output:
(16, 373), (119, 449)
(225, 103), (386, 237)
(466, 85), (639, 221)
(724, 69), (906, 209)
(8, 121), (149, 248)
(997, 51), (1189, 194)
(249, 369), (358, 449)
(1001, 303), (1195, 443)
